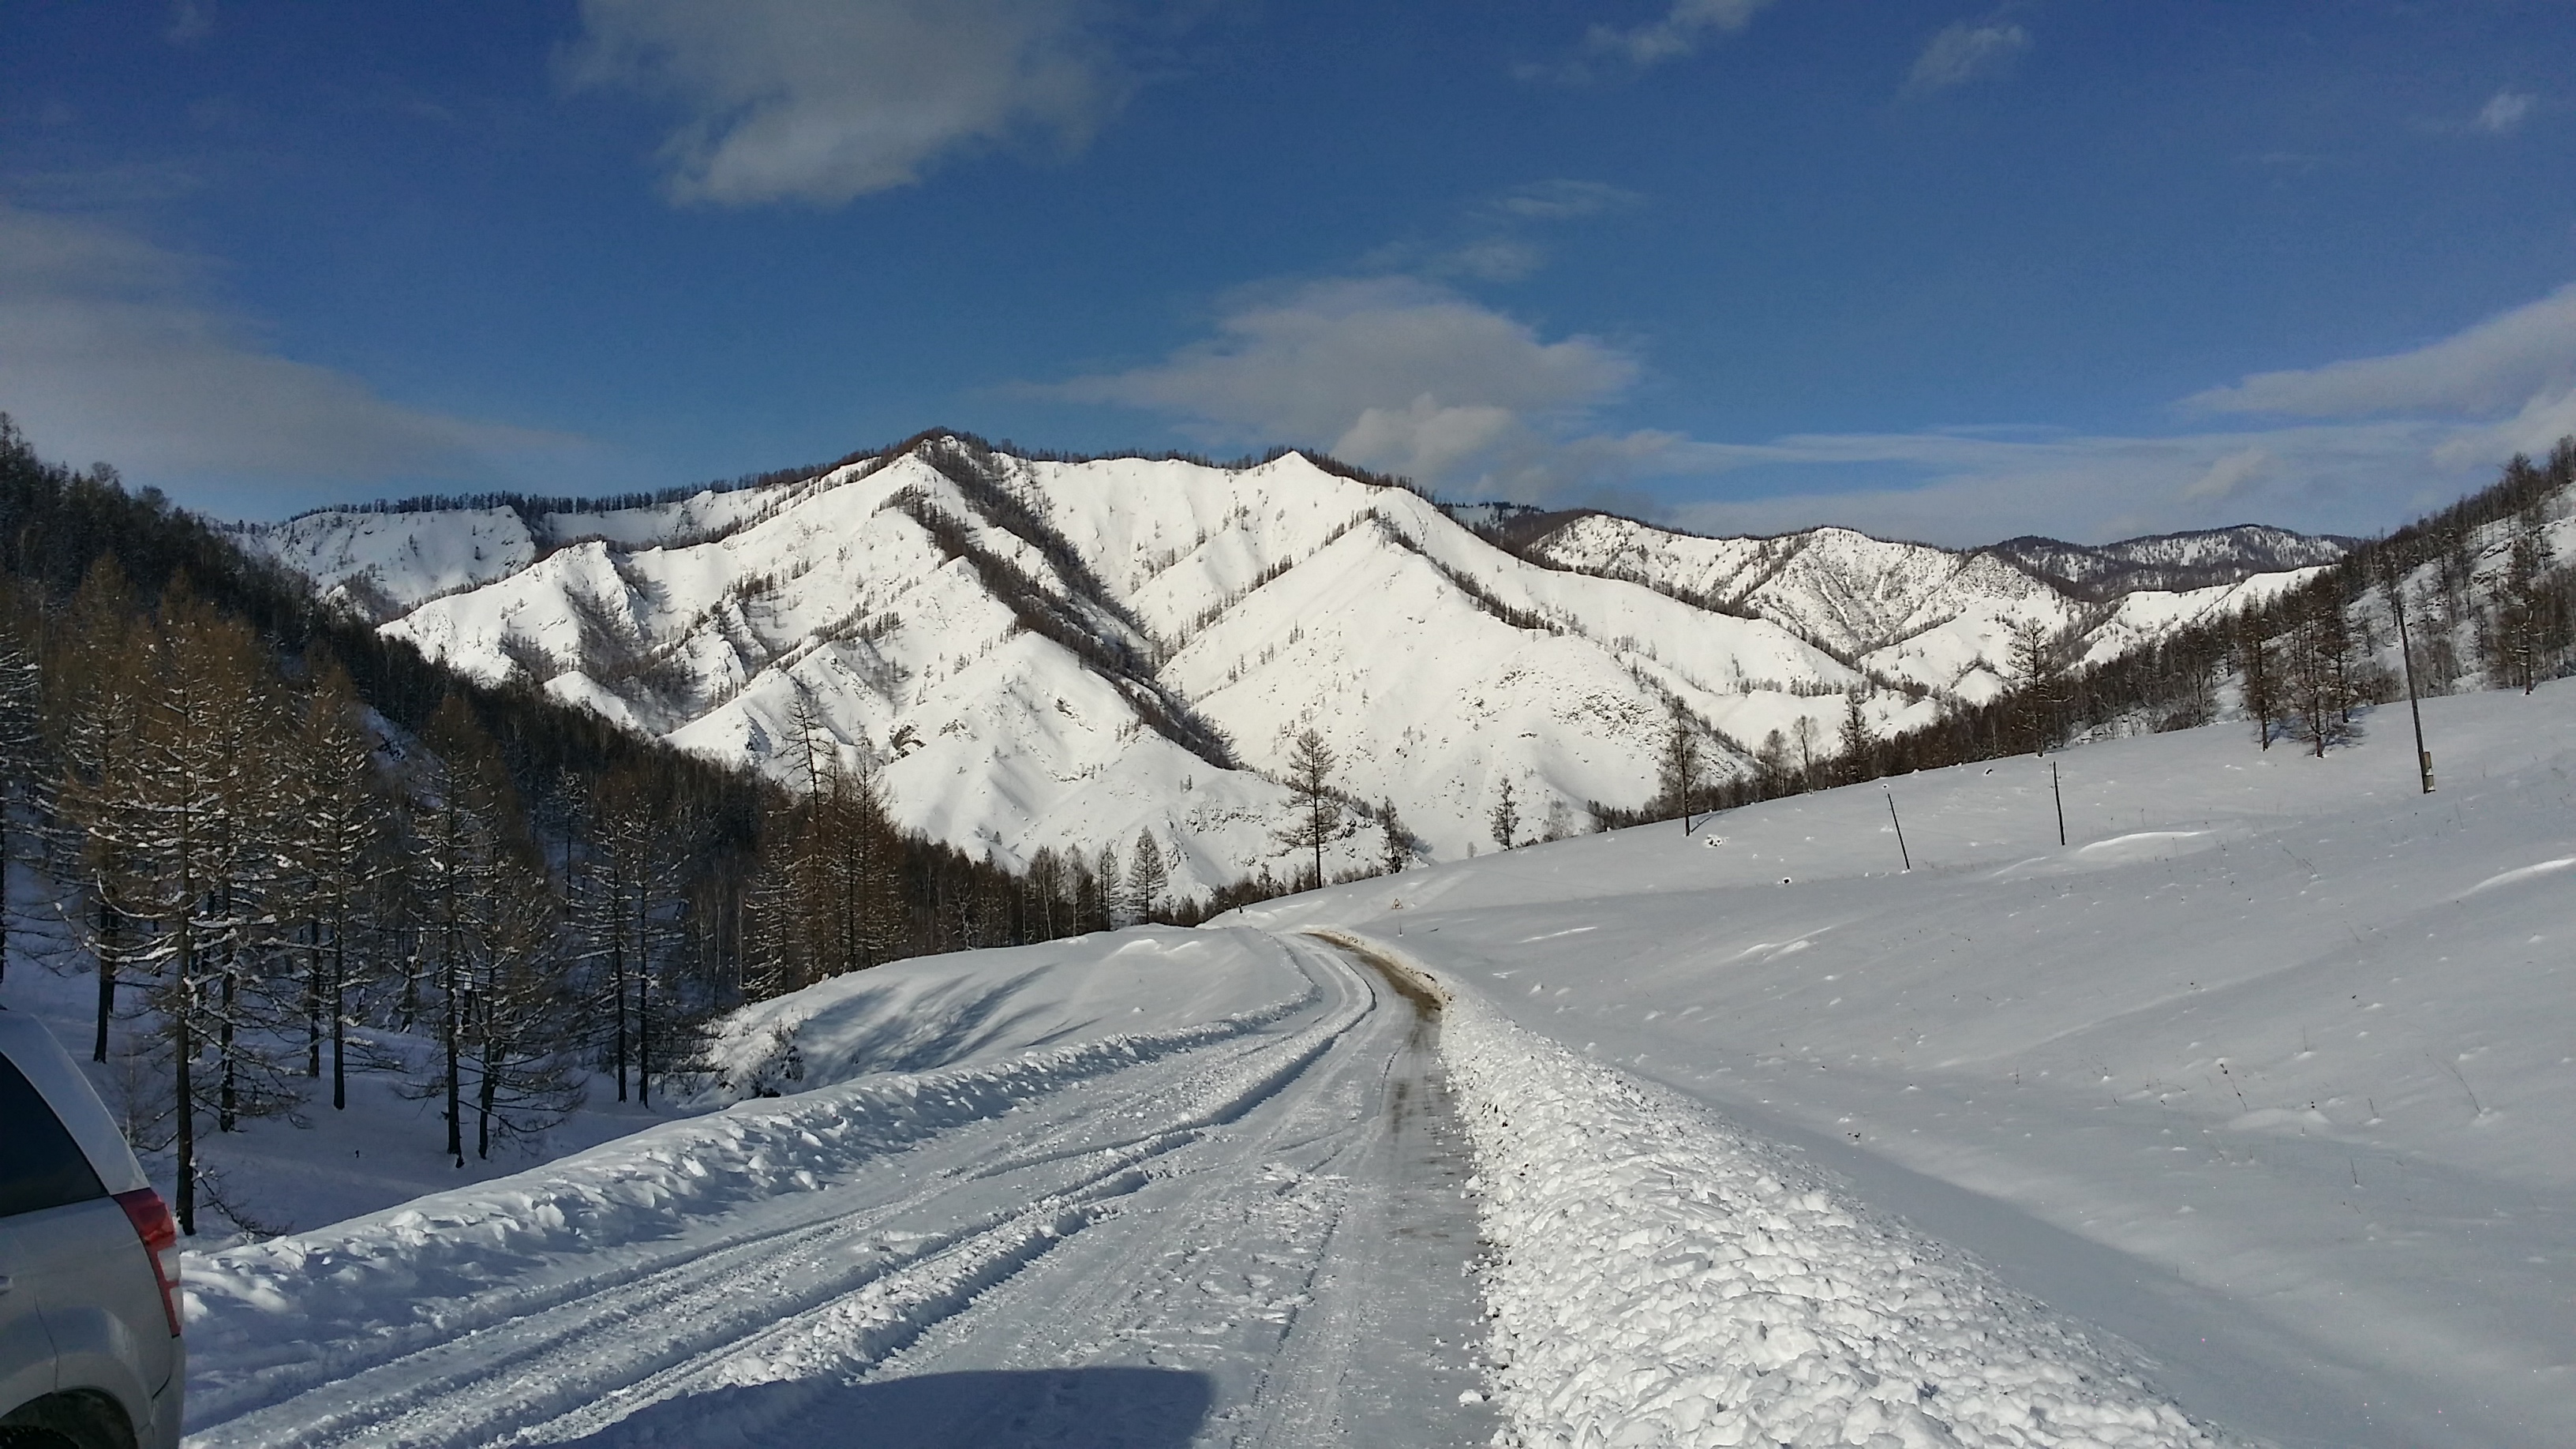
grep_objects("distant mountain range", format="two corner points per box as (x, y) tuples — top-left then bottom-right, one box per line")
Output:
(239, 434), (2336, 892)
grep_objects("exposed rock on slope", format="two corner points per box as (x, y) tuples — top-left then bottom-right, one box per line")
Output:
(244, 436), (2329, 890)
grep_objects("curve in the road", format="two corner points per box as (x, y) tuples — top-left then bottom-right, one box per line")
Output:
(190, 934), (1493, 1449)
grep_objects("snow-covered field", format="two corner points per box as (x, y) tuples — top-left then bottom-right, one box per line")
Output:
(1253, 680), (2576, 1448)
(12, 679), (2567, 1447)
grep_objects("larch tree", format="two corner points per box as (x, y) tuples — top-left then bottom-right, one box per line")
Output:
(1837, 689), (1873, 783)
(47, 557), (149, 1062)
(1125, 827), (1167, 923)
(1655, 699), (1702, 829)
(0, 580), (47, 989)
(283, 654), (392, 1110)
(410, 693), (534, 1166)
(2237, 607), (2278, 750)
(1275, 727), (1342, 889)
(1377, 797), (1413, 876)
(66, 580), (301, 1230)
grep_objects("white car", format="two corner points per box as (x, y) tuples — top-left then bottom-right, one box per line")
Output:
(0, 1009), (182, 1449)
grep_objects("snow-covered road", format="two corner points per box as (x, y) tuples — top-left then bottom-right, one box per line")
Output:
(184, 934), (1494, 1449)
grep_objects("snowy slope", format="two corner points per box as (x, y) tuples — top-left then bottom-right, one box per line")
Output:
(241, 436), (2336, 889)
(1245, 679), (2576, 1449)
(1527, 512), (2327, 701)
(1989, 526), (2354, 595)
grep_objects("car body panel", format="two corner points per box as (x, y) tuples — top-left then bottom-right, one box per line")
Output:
(0, 1015), (147, 1195)
(0, 1011), (181, 1448)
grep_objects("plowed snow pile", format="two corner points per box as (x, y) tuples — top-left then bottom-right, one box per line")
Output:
(1437, 986), (2238, 1448)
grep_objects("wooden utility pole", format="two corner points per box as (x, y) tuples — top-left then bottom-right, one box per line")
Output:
(2389, 585), (2435, 794)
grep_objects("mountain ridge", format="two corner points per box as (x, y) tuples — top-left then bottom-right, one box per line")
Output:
(240, 433), (2334, 892)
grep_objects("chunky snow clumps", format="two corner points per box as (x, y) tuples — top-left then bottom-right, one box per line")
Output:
(1436, 987), (2249, 1449)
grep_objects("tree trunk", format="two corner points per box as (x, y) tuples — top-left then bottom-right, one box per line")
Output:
(92, 901), (116, 1064)
(330, 927), (347, 1111)
(174, 973), (196, 1236)
(443, 952), (463, 1167)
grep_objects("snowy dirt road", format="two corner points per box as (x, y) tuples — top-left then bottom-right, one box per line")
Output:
(185, 934), (1493, 1449)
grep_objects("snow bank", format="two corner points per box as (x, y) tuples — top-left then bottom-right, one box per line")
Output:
(1425, 968), (2245, 1449)
(690, 926), (1300, 1103)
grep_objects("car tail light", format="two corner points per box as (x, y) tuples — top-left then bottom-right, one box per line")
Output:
(113, 1187), (184, 1336)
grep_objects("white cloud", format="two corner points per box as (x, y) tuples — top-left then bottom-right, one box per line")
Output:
(0, 204), (575, 505)
(1576, 0), (1777, 69)
(1666, 287), (2576, 541)
(1906, 18), (2031, 93)
(2475, 89), (2535, 136)
(1052, 264), (2576, 545)
(2185, 282), (2576, 418)
(1046, 276), (1635, 487)
(570, 0), (1120, 207)
(1489, 179), (1644, 221)
(1646, 421), (2468, 545)
(2180, 445), (2271, 502)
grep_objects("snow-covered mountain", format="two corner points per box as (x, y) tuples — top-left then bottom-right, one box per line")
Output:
(239, 435), (2328, 891)
(1984, 525), (2355, 597)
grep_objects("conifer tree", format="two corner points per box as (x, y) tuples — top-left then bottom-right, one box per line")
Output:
(47, 558), (148, 1061)
(1488, 777), (1518, 852)
(1125, 828), (1167, 923)
(410, 694), (534, 1165)
(465, 851), (584, 1159)
(0, 582), (47, 989)
(1274, 728), (1342, 889)
(1656, 699), (1702, 828)
(65, 579), (302, 1230)
(1095, 841), (1122, 926)
(283, 654), (391, 1110)
(2237, 608), (2278, 750)
(1837, 689), (1873, 783)
(1378, 797), (1413, 876)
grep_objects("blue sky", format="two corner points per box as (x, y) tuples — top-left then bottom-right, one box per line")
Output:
(5, 1), (2574, 544)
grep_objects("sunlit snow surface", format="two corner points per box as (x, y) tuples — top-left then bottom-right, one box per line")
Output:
(239, 447), (2323, 889)
(1249, 680), (2576, 1449)
(97, 683), (2573, 1447)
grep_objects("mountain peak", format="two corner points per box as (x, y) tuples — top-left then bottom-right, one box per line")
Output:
(244, 441), (2331, 894)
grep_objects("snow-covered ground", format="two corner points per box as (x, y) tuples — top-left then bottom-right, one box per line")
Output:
(164, 930), (1495, 1447)
(1252, 679), (2576, 1448)
(12, 677), (2567, 1447)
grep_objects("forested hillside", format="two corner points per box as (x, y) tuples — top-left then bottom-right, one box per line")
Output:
(1679, 439), (2576, 818)
(0, 419), (1193, 1234)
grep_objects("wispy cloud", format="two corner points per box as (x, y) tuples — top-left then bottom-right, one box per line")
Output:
(1485, 179), (1644, 222)
(1530, 0), (1777, 80)
(1043, 276), (1635, 487)
(2474, 89), (2535, 136)
(1050, 266), (2576, 544)
(1361, 180), (1646, 284)
(2185, 282), (2576, 419)
(0, 204), (577, 511)
(1905, 16), (2031, 94)
(1586, 0), (1775, 67)
(1642, 420), (2471, 545)
(569, 0), (1124, 206)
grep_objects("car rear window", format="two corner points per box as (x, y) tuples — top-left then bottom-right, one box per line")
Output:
(0, 1051), (107, 1218)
